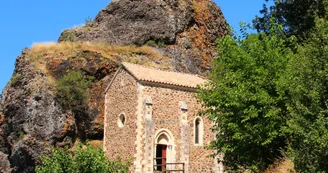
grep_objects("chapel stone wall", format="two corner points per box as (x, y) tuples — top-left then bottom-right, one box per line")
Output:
(141, 84), (221, 173)
(104, 69), (139, 171)
(105, 67), (223, 173)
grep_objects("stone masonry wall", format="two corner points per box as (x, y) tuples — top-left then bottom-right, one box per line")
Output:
(105, 68), (223, 172)
(104, 69), (139, 171)
(141, 84), (222, 173)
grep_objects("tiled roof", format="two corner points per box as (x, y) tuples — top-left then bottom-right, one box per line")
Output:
(122, 62), (207, 88)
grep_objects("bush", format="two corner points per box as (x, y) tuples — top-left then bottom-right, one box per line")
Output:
(146, 40), (166, 47)
(35, 143), (130, 173)
(10, 74), (21, 87)
(59, 31), (77, 42)
(85, 16), (93, 26)
(55, 71), (93, 110)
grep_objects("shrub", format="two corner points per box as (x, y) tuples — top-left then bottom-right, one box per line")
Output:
(10, 74), (21, 87)
(55, 71), (93, 110)
(85, 16), (93, 26)
(146, 40), (166, 48)
(35, 143), (130, 173)
(59, 31), (77, 42)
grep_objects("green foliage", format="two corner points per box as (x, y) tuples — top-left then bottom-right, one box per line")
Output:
(198, 24), (292, 172)
(35, 143), (130, 173)
(253, 0), (327, 40)
(59, 31), (77, 42)
(146, 40), (166, 47)
(10, 74), (21, 87)
(85, 16), (93, 26)
(55, 71), (93, 110)
(199, 12), (328, 172)
(282, 16), (328, 172)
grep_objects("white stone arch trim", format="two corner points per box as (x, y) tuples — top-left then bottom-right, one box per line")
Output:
(193, 116), (204, 146)
(154, 129), (177, 169)
(154, 129), (175, 145)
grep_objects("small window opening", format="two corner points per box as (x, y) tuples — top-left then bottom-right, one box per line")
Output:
(118, 114), (126, 128)
(195, 119), (200, 144)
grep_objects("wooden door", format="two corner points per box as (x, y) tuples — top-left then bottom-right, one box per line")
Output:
(161, 145), (167, 171)
(156, 144), (167, 171)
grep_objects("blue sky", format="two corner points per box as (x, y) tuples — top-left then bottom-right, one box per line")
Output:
(0, 0), (272, 93)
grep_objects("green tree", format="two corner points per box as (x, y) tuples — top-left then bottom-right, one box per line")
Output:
(197, 24), (293, 172)
(35, 143), (130, 173)
(253, 0), (327, 40)
(282, 15), (328, 172)
(199, 11), (328, 171)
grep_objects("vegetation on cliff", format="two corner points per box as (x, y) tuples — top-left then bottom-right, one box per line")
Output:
(55, 71), (93, 110)
(0, 41), (169, 172)
(27, 42), (168, 73)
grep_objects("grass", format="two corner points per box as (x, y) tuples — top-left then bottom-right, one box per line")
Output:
(26, 42), (171, 76)
(27, 42), (165, 63)
(25, 42), (171, 87)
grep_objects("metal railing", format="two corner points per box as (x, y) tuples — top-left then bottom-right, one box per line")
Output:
(153, 158), (185, 173)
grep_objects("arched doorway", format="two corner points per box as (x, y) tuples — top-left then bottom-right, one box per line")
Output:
(154, 130), (175, 172)
(156, 134), (168, 171)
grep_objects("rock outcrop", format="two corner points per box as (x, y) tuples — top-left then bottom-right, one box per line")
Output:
(59, 0), (228, 74)
(0, 152), (11, 173)
(1, 0), (228, 172)
(0, 43), (172, 173)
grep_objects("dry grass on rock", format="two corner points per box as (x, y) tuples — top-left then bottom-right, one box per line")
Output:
(25, 42), (171, 77)
(27, 42), (165, 63)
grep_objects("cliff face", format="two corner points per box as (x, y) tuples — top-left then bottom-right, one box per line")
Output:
(0, 0), (228, 172)
(0, 43), (169, 173)
(59, 0), (228, 74)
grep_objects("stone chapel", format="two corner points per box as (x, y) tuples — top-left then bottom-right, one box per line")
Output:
(104, 62), (223, 173)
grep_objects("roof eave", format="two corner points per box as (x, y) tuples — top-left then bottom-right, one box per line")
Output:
(139, 80), (199, 92)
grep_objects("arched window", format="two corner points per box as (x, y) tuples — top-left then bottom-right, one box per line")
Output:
(194, 117), (203, 145)
(118, 113), (126, 128)
(195, 119), (200, 144)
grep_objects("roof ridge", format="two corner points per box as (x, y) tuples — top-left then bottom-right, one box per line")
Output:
(121, 62), (205, 78)
(121, 62), (208, 89)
